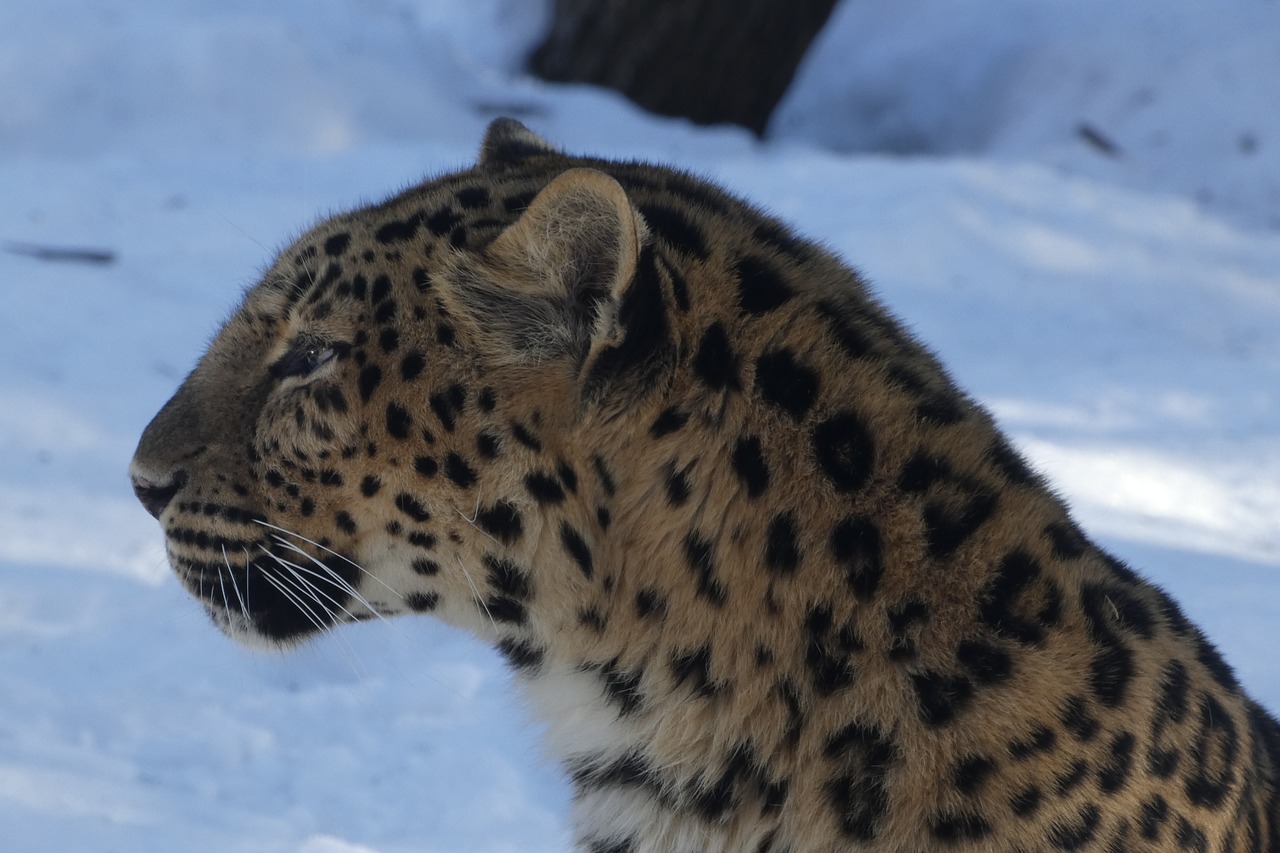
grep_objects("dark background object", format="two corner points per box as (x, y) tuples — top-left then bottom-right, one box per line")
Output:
(529, 0), (839, 136)
(5, 241), (116, 264)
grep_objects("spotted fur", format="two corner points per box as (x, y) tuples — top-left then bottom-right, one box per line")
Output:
(131, 119), (1280, 851)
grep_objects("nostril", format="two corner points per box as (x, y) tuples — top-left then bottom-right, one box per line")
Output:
(132, 470), (188, 520)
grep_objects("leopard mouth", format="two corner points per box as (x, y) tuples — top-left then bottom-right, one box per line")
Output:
(165, 527), (369, 647)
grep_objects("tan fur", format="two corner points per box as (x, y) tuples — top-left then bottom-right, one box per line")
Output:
(132, 121), (1279, 851)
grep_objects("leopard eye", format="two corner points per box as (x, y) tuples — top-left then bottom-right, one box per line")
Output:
(270, 343), (338, 380)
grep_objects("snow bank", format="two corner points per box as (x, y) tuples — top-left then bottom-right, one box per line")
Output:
(774, 0), (1280, 232)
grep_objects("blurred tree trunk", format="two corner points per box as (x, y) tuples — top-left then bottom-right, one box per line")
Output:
(528, 0), (838, 136)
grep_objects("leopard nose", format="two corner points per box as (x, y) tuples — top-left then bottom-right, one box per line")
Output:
(131, 469), (188, 519)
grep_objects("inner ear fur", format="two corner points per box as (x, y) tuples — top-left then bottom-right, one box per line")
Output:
(443, 168), (646, 367)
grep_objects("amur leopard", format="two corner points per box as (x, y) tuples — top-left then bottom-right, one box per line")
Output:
(131, 119), (1280, 851)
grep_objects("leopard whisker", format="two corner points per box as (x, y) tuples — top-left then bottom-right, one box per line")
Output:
(215, 212), (272, 257)
(268, 537), (394, 620)
(217, 562), (234, 627)
(264, 525), (467, 638)
(256, 563), (331, 637)
(453, 554), (497, 635)
(453, 497), (498, 545)
(261, 559), (330, 627)
(270, 541), (472, 697)
(258, 550), (371, 676)
(255, 519), (401, 599)
(241, 547), (253, 616)
(222, 544), (250, 621)
(258, 546), (367, 626)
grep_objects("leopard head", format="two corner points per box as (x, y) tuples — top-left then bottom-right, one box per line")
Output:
(130, 120), (662, 649)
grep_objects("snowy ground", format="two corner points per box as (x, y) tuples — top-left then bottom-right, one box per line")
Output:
(1, 1), (1278, 850)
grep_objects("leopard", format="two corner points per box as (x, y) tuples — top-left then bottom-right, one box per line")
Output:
(130, 118), (1280, 851)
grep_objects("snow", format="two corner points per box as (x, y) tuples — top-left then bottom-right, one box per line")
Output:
(773, 0), (1280, 232)
(1, 0), (1277, 850)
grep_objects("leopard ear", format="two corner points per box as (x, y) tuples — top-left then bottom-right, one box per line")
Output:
(444, 168), (648, 369)
(478, 118), (558, 166)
